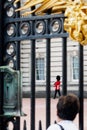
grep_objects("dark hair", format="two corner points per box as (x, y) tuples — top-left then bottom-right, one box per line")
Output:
(57, 94), (80, 121)
(56, 75), (60, 81)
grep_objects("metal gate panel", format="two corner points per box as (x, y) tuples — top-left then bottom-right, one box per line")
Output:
(0, 0), (84, 130)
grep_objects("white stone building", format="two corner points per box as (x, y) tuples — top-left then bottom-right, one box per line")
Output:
(20, 38), (87, 96)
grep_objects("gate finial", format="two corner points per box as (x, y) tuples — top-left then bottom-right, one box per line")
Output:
(39, 120), (42, 130)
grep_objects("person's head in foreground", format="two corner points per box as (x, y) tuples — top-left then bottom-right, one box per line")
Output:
(47, 93), (80, 130)
(57, 93), (80, 121)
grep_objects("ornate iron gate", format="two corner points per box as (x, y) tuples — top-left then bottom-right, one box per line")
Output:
(0, 0), (84, 130)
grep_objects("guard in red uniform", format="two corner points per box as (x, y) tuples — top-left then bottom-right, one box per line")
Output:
(53, 75), (61, 99)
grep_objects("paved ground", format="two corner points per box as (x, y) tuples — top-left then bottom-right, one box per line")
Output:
(21, 98), (87, 130)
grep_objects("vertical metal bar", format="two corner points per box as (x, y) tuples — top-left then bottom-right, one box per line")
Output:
(13, 117), (20, 130)
(46, 38), (51, 129)
(0, 0), (4, 129)
(45, 11), (51, 129)
(79, 44), (84, 130)
(14, 2), (21, 130)
(16, 43), (20, 70)
(39, 120), (42, 130)
(0, 0), (3, 65)
(23, 120), (27, 130)
(0, 0), (3, 101)
(62, 37), (67, 95)
(15, 1), (20, 71)
(30, 7), (36, 130)
(31, 40), (35, 130)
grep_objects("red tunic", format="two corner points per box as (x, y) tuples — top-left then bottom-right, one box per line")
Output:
(54, 81), (60, 90)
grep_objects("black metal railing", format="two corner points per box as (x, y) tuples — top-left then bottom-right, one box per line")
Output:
(0, 0), (84, 130)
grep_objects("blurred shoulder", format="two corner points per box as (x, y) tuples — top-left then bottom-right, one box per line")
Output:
(47, 124), (61, 130)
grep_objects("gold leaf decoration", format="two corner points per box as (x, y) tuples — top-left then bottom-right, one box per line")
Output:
(14, 0), (87, 45)
(64, 0), (87, 45)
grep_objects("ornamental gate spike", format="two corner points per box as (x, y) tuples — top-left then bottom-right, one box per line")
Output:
(39, 120), (42, 130)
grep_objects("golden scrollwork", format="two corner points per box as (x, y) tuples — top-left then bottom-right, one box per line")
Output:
(64, 0), (87, 45)
(14, 0), (87, 45)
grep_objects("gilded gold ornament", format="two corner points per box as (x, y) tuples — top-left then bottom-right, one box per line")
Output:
(14, 0), (87, 45)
